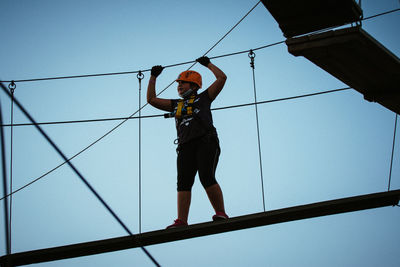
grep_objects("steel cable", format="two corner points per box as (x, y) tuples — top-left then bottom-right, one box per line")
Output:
(388, 114), (398, 191)
(249, 50), (266, 212)
(0, 87), (351, 201)
(0, 82), (161, 266)
(1, 7), (398, 85)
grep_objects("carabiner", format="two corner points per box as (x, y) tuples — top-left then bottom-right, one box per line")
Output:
(137, 71), (144, 81)
(248, 49), (255, 59)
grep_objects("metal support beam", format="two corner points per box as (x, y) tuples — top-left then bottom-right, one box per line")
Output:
(1, 190), (399, 266)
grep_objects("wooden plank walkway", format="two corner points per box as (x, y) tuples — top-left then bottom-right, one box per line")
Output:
(286, 26), (400, 114)
(1, 190), (399, 267)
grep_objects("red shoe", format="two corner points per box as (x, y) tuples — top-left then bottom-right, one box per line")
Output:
(166, 219), (188, 229)
(212, 211), (229, 221)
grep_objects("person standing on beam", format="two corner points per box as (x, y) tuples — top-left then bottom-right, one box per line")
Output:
(147, 56), (229, 228)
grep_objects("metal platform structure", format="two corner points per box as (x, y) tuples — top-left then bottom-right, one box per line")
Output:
(286, 26), (400, 114)
(261, 0), (363, 38)
(261, 0), (400, 114)
(1, 190), (399, 267)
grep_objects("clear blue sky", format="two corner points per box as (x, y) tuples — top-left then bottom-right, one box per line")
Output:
(1, 1), (399, 266)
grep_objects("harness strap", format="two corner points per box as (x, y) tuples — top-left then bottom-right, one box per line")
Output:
(187, 95), (195, 114)
(175, 95), (195, 118)
(175, 100), (184, 118)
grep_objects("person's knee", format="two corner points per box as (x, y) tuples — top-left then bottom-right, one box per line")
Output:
(200, 176), (217, 189)
(177, 178), (195, 191)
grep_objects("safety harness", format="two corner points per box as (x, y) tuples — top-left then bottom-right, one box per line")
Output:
(175, 95), (196, 119)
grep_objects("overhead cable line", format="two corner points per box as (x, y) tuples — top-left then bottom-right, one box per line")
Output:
(0, 4), (265, 262)
(137, 72), (144, 234)
(248, 50), (267, 212)
(0, 1), (262, 84)
(213, 87), (351, 111)
(0, 82), (161, 266)
(1, 87), (351, 127)
(0, 42), (283, 84)
(388, 114), (398, 191)
(0, 86), (351, 201)
(0, 88), (11, 255)
(202, 1), (261, 56)
(0, 0), (262, 201)
(1, 7), (399, 85)
(362, 8), (400, 21)
(8, 82), (16, 253)
(2, 2), (395, 203)
(1, 114), (163, 127)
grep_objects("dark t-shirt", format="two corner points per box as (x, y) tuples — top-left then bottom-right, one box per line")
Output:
(171, 90), (217, 144)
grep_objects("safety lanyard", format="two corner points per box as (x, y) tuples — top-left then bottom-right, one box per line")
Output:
(175, 95), (195, 118)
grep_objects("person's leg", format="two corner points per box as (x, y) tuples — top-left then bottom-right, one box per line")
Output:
(205, 183), (225, 214)
(177, 191), (191, 223)
(175, 142), (197, 225)
(197, 135), (227, 216)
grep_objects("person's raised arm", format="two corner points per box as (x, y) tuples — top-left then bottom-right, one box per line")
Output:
(147, 65), (173, 112)
(196, 56), (227, 101)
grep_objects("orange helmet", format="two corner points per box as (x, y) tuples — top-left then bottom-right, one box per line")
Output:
(176, 70), (202, 88)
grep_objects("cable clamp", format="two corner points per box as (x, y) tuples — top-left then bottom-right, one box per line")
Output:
(137, 71), (144, 81)
(248, 50), (255, 69)
(8, 80), (16, 93)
